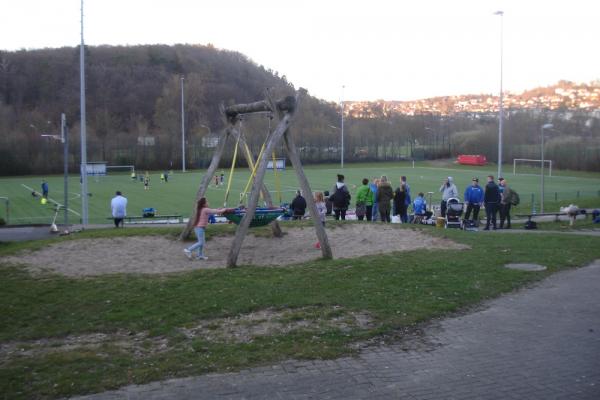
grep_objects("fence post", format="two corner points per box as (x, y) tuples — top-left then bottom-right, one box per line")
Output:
(531, 193), (536, 214)
(555, 192), (558, 201)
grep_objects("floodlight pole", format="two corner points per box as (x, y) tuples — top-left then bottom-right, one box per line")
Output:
(340, 85), (345, 169)
(62, 113), (69, 226)
(181, 76), (186, 172)
(495, 10), (504, 179)
(540, 124), (553, 213)
(79, 0), (89, 226)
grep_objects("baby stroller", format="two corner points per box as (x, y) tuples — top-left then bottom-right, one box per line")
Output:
(445, 197), (464, 229)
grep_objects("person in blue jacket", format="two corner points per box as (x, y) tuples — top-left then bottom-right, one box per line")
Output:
(463, 177), (484, 223)
(41, 180), (49, 198)
(370, 177), (379, 222)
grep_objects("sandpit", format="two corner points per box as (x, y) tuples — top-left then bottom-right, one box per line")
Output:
(2, 224), (468, 277)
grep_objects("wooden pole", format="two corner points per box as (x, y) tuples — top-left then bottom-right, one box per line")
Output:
(226, 103), (296, 267)
(283, 129), (332, 259)
(230, 126), (283, 237)
(179, 127), (231, 240)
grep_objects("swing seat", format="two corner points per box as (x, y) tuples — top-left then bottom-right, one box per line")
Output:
(223, 207), (286, 227)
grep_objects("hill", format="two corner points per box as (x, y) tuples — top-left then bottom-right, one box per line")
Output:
(0, 44), (339, 174)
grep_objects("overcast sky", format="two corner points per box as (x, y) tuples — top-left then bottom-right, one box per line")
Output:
(1, 0), (598, 102)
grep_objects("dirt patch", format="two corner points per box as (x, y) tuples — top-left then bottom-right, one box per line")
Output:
(0, 306), (373, 364)
(179, 306), (374, 344)
(0, 331), (169, 365)
(1, 224), (468, 276)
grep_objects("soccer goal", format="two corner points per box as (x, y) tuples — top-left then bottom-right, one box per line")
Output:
(106, 165), (136, 175)
(267, 158), (286, 170)
(513, 159), (552, 176)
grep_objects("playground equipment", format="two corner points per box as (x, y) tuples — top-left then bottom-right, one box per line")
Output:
(180, 89), (332, 267)
(220, 114), (287, 227)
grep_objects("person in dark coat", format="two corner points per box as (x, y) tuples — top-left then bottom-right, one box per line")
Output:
(331, 174), (351, 220)
(393, 181), (408, 222)
(290, 190), (307, 220)
(377, 176), (394, 223)
(483, 175), (501, 230)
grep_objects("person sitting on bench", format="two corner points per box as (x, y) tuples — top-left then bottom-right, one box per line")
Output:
(412, 192), (432, 223)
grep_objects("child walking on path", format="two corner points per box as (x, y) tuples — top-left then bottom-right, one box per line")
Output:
(184, 198), (229, 260)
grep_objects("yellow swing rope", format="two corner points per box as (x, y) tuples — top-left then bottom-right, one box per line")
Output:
(240, 141), (266, 202)
(223, 134), (240, 207)
(272, 150), (282, 205)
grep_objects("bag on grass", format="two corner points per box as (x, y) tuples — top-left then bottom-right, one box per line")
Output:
(524, 220), (537, 230)
(355, 202), (366, 217)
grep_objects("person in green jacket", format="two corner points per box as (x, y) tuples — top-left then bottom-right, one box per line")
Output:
(355, 178), (374, 221)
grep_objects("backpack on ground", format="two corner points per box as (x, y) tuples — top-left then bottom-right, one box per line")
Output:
(524, 220), (537, 230)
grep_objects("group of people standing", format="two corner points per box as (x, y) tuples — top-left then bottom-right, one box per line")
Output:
(444, 175), (517, 230)
(324, 174), (416, 223)
(288, 173), (518, 229)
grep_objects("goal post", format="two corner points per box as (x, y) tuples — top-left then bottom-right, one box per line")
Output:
(105, 165), (136, 175)
(267, 158), (286, 170)
(513, 159), (552, 177)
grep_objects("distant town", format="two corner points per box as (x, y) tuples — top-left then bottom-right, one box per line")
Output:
(345, 81), (600, 118)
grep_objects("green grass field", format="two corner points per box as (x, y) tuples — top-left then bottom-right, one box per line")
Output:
(1, 225), (600, 399)
(1, 160), (599, 225)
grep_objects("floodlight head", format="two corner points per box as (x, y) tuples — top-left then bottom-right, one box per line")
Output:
(542, 123), (554, 129)
(494, 10), (504, 16)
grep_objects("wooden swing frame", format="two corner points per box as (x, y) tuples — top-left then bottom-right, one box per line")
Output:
(180, 89), (332, 268)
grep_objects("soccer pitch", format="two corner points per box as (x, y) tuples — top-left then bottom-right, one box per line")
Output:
(1, 161), (599, 225)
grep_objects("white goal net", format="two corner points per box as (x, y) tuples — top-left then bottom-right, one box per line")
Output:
(267, 158), (286, 170)
(513, 159), (552, 176)
(106, 165), (136, 175)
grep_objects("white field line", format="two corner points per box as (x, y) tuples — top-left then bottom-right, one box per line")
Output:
(21, 184), (82, 217)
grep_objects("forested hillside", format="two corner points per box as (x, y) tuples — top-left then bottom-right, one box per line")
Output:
(0, 44), (339, 174)
(1, 44), (599, 175)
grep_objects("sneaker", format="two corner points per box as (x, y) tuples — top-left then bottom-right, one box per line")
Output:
(197, 256), (209, 261)
(183, 249), (192, 260)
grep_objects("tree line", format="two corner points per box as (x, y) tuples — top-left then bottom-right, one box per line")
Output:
(1, 44), (599, 175)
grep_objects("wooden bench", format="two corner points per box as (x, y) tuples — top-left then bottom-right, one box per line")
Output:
(516, 209), (588, 226)
(107, 215), (183, 224)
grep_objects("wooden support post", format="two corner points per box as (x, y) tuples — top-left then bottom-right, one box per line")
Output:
(226, 106), (295, 267)
(283, 129), (332, 259)
(179, 127), (231, 240)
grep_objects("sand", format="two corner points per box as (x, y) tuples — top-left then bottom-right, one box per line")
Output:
(2, 224), (468, 277)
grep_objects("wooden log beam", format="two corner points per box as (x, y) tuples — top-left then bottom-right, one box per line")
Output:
(283, 129), (332, 259)
(224, 100), (272, 119)
(223, 96), (297, 121)
(179, 127), (230, 240)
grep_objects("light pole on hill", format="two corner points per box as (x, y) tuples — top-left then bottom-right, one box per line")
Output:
(540, 123), (554, 213)
(340, 85), (345, 169)
(41, 114), (69, 226)
(79, 0), (89, 226)
(494, 10), (504, 179)
(181, 76), (186, 172)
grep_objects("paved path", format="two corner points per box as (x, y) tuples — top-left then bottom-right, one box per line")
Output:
(73, 260), (600, 400)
